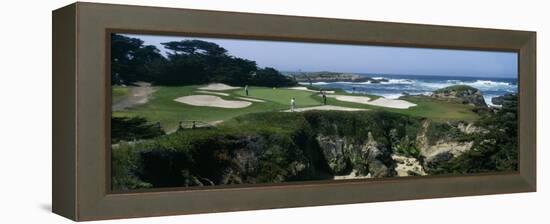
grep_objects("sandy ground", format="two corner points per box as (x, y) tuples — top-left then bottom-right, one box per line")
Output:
(236, 97), (266, 102)
(198, 83), (241, 91)
(174, 95), (252, 108)
(112, 82), (155, 111)
(328, 94), (416, 109)
(333, 170), (372, 180)
(284, 105), (367, 112)
(195, 90), (230, 96)
(287, 86), (335, 94)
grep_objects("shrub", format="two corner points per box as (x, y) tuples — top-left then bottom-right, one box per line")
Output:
(111, 116), (164, 143)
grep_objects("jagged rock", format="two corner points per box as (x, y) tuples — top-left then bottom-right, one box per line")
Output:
(316, 135), (352, 174)
(415, 120), (431, 151)
(200, 177), (215, 186)
(457, 122), (484, 134)
(361, 132), (396, 177)
(415, 120), (474, 172)
(181, 170), (204, 187)
(432, 85), (487, 107)
(422, 141), (473, 171)
(491, 93), (517, 107)
(392, 154), (426, 176)
(316, 132), (395, 178)
(368, 160), (392, 177)
(424, 151), (454, 170)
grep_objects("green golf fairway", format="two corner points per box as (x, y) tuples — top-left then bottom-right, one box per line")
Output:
(113, 85), (478, 131)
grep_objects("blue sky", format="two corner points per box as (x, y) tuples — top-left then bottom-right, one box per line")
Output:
(123, 33), (517, 78)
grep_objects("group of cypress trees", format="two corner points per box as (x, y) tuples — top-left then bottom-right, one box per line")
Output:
(111, 34), (296, 87)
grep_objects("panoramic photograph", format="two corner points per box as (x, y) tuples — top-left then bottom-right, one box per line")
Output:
(110, 33), (518, 191)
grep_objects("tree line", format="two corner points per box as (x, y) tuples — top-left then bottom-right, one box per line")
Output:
(111, 34), (297, 87)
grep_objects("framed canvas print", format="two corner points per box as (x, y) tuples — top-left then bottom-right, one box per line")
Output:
(52, 2), (536, 221)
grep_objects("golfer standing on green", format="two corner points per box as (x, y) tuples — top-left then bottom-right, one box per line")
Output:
(244, 85), (249, 96)
(290, 97), (296, 112)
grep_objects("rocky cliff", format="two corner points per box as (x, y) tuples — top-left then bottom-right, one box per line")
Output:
(491, 93), (516, 107)
(432, 85), (487, 107)
(314, 118), (477, 179)
(113, 110), (486, 190)
(316, 132), (396, 178)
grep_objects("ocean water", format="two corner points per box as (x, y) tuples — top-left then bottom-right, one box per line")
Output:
(299, 74), (517, 106)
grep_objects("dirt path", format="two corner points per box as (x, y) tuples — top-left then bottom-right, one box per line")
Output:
(112, 82), (155, 111)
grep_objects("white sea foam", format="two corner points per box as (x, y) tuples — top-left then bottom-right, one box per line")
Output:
(484, 94), (500, 107)
(381, 79), (415, 85)
(299, 82), (330, 85)
(311, 82), (329, 85)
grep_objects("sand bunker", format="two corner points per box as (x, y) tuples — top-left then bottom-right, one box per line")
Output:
(329, 95), (372, 104)
(198, 83), (241, 91)
(236, 97), (266, 102)
(284, 105), (367, 112)
(329, 94), (416, 109)
(366, 98), (416, 109)
(174, 95), (251, 108)
(288, 86), (335, 94)
(195, 90), (230, 96)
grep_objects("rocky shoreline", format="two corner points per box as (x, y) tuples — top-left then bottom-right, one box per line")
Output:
(292, 72), (389, 83)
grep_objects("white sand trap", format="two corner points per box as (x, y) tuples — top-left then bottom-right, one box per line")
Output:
(284, 105), (367, 112)
(329, 95), (372, 104)
(174, 95), (251, 108)
(236, 97), (265, 102)
(367, 98), (416, 109)
(195, 90), (230, 96)
(198, 83), (241, 91)
(288, 86), (335, 94)
(329, 94), (416, 109)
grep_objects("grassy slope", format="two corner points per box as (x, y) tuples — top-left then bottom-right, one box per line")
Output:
(113, 86), (322, 131)
(113, 85), (478, 131)
(112, 86), (130, 103)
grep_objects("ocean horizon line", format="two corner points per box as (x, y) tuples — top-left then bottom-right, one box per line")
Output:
(283, 71), (517, 80)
